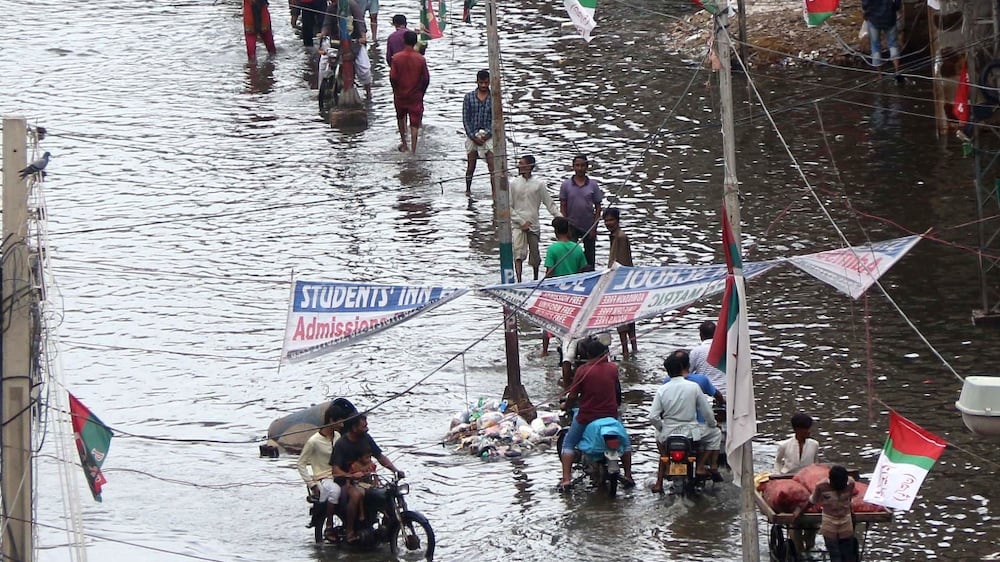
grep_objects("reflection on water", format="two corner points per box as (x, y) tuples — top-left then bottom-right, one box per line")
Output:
(246, 60), (276, 94)
(3, 0), (999, 560)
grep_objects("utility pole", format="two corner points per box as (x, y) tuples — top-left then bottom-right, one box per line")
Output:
(485, 0), (533, 418)
(2, 115), (35, 562)
(736, 0), (748, 65)
(715, 13), (759, 561)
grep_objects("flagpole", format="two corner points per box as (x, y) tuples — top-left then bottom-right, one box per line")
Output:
(715, 10), (759, 560)
(485, 0), (533, 418)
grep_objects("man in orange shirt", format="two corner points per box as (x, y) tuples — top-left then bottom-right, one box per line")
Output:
(389, 31), (430, 153)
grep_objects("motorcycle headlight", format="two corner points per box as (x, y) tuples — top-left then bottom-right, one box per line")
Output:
(396, 483), (410, 495)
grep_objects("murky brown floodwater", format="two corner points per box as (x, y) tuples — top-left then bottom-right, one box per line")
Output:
(3, 0), (998, 560)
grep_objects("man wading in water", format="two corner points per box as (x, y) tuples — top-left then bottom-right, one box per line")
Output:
(462, 70), (495, 196)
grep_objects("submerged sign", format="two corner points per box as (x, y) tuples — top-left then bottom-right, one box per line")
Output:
(281, 281), (467, 363)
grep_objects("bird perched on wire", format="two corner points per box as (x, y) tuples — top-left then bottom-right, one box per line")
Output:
(18, 152), (51, 180)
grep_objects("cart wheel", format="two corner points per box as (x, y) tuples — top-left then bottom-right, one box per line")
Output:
(785, 539), (799, 561)
(769, 524), (786, 561)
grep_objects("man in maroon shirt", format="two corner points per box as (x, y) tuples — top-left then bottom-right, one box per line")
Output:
(389, 31), (430, 153)
(558, 336), (634, 490)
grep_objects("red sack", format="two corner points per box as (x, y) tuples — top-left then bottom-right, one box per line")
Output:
(850, 482), (884, 512)
(760, 478), (811, 514)
(793, 463), (830, 493)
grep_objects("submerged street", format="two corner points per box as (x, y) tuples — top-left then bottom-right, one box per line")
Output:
(3, 0), (999, 559)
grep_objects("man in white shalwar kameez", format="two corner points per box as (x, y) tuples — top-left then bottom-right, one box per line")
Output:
(510, 154), (561, 281)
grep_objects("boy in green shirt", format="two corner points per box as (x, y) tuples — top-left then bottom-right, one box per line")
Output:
(541, 217), (588, 357)
(544, 217), (588, 277)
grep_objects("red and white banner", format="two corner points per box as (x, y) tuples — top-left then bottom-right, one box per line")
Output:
(783, 235), (920, 299)
(479, 262), (777, 342)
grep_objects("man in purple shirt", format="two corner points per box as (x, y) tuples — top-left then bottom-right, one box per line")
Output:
(559, 154), (603, 268)
(385, 14), (407, 66)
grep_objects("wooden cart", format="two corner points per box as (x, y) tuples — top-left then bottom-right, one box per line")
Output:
(755, 484), (892, 561)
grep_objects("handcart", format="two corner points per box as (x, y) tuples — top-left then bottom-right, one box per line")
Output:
(754, 479), (892, 562)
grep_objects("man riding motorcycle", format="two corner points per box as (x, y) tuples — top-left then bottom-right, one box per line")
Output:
(329, 410), (405, 543)
(649, 349), (723, 493)
(558, 335), (635, 491)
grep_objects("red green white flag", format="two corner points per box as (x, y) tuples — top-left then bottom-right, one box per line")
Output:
(707, 208), (756, 486)
(564, 0), (598, 42)
(803, 0), (838, 27)
(69, 392), (113, 502)
(420, 0), (446, 40)
(864, 410), (947, 511)
(692, 0), (722, 15)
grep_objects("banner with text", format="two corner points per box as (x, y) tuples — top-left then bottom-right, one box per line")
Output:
(479, 262), (777, 341)
(281, 281), (467, 363)
(784, 235), (920, 299)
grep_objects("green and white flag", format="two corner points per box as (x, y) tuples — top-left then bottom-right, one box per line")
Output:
(564, 0), (597, 42)
(864, 411), (947, 511)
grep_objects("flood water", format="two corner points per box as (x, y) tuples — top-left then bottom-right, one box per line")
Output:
(3, 0), (999, 560)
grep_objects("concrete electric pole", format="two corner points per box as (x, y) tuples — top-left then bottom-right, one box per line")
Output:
(2, 115), (35, 562)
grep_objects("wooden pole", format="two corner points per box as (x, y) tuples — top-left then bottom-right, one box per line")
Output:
(928, 6), (948, 137)
(736, 0), (748, 66)
(2, 115), (35, 562)
(718, 13), (742, 242)
(485, 0), (533, 418)
(716, 14), (759, 561)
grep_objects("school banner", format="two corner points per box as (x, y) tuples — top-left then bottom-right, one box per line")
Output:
(281, 281), (467, 363)
(479, 262), (777, 341)
(783, 235), (920, 299)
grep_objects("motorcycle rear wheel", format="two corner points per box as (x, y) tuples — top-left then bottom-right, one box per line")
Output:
(390, 510), (435, 561)
(318, 71), (342, 113)
(604, 468), (618, 499)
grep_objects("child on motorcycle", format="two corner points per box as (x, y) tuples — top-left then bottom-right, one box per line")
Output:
(330, 412), (405, 544)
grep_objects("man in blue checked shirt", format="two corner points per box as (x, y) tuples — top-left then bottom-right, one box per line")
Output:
(463, 69), (495, 196)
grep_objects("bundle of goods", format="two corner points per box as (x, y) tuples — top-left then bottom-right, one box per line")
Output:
(444, 398), (562, 460)
(757, 463), (884, 514)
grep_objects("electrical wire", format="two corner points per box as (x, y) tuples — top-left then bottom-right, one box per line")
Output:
(724, 22), (966, 387)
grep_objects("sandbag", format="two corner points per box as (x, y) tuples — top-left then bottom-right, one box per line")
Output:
(761, 478), (811, 514)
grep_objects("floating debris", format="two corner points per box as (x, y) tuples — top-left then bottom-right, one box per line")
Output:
(444, 398), (562, 460)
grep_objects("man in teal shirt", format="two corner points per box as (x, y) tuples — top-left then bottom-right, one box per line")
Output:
(541, 217), (588, 357)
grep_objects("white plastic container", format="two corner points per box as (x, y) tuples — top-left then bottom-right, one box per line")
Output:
(955, 376), (1000, 437)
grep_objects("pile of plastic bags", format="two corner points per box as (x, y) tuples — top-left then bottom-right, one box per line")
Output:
(444, 398), (563, 460)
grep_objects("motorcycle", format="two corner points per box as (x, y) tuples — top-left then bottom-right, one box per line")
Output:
(556, 416), (631, 498)
(662, 434), (708, 497)
(307, 473), (436, 561)
(317, 37), (343, 113)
